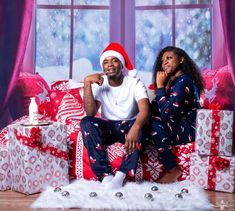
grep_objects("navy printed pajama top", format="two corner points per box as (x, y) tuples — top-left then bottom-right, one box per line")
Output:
(151, 73), (201, 144)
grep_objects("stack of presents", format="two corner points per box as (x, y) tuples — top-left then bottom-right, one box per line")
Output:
(0, 66), (235, 195)
(190, 109), (235, 193)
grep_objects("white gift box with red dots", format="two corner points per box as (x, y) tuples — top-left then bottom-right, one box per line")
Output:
(8, 122), (69, 195)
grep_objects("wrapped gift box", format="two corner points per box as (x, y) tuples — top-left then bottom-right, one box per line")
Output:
(190, 152), (235, 193)
(195, 109), (234, 156)
(0, 143), (11, 191)
(0, 116), (29, 191)
(8, 122), (69, 195)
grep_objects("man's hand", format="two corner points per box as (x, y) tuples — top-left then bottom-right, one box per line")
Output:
(124, 125), (140, 154)
(83, 73), (103, 116)
(84, 73), (104, 87)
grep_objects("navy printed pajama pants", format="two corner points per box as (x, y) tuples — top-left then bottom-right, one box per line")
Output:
(80, 116), (143, 181)
(150, 116), (195, 171)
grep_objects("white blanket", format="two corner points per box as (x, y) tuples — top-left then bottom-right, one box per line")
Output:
(32, 179), (213, 210)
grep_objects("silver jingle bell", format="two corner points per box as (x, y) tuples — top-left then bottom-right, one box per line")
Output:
(115, 192), (123, 199)
(89, 192), (98, 198)
(175, 193), (183, 198)
(54, 187), (62, 192)
(151, 186), (158, 191)
(61, 191), (70, 197)
(144, 193), (154, 201)
(181, 188), (189, 194)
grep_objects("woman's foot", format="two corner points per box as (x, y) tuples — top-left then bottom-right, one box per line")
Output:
(157, 166), (182, 183)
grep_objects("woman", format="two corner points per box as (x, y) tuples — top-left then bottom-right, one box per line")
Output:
(150, 46), (204, 183)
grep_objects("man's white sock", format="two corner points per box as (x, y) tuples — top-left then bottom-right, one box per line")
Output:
(105, 171), (126, 189)
(101, 175), (114, 185)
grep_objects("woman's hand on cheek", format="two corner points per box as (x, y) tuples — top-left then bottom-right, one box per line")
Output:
(156, 71), (169, 88)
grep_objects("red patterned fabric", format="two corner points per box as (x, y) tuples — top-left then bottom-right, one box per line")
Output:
(51, 80), (195, 181)
(201, 65), (235, 110)
(0, 79), (195, 185)
(68, 125), (195, 181)
(0, 127), (8, 145)
(51, 80), (70, 91)
(16, 72), (50, 112)
(49, 88), (85, 122)
(9, 72), (50, 120)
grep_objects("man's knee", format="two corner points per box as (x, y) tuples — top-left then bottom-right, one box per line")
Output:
(80, 116), (94, 129)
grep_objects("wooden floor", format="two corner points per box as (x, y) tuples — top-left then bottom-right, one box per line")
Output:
(0, 189), (234, 211)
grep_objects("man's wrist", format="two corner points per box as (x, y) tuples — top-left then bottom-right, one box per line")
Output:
(84, 80), (92, 87)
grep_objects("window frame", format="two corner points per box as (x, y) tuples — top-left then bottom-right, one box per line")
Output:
(35, 0), (110, 78)
(28, 0), (221, 79)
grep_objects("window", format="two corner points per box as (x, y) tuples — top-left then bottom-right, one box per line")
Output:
(35, 0), (212, 85)
(135, 0), (212, 72)
(35, 0), (110, 83)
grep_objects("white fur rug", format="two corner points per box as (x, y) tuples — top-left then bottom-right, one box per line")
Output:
(32, 179), (213, 210)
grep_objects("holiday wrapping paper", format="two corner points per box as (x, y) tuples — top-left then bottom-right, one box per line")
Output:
(0, 115), (29, 191)
(0, 143), (11, 191)
(195, 109), (234, 156)
(8, 122), (69, 195)
(190, 153), (235, 193)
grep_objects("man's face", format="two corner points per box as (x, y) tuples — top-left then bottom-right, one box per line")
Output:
(102, 56), (123, 78)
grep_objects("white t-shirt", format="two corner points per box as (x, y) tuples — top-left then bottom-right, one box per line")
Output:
(92, 75), (148, 120)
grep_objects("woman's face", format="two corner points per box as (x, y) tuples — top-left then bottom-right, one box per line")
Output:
(161, 51), (182, 76)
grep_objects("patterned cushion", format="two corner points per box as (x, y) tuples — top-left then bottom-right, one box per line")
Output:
(68, 124), (194, 182)
(49, 88), (85, 122)
(201, 65), (235, 110)
(9, 72), (50, 119)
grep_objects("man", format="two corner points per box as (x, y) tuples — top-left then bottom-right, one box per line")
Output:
(80, 43), (150, 189)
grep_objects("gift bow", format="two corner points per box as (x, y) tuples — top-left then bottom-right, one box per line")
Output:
(13, 127), (68, 160)
(208, 156), (230, 190)
(208, 103), (224, 110)
(213, 157), (230, 171)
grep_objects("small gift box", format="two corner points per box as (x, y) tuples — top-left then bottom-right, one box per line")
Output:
(0, 143), (11, 191)
(195, 109), (234, 156)
(8, 122), (69, 195)
(190, 153), (235, 193)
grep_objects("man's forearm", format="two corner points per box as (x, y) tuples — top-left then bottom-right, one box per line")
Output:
(83, 82), (97, 116)
(133, 98), (150, 129)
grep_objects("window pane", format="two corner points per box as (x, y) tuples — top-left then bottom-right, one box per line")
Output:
(72, 10), (109, 81)
(135, 0), (171, 6)
(37, 0), (71, 5)
(175, 8), (211, 69)
(74, 0), (109, 5)
(136, 10), (172, 71)
(175, 0), (211, 4)
(36, 9), (71, 82)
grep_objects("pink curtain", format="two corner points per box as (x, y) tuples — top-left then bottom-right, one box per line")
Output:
(0, 0), (34, 129)
(219, 0), (235, 84)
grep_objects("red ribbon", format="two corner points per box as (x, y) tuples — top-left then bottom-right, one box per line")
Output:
(210, 110), (220, 155)
(13, 127), (68, 161)
(208, 103), (224, 110)
(207, 156), (230, 190)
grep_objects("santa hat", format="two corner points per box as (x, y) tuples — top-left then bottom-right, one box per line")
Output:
(100, 42), (137, 77)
